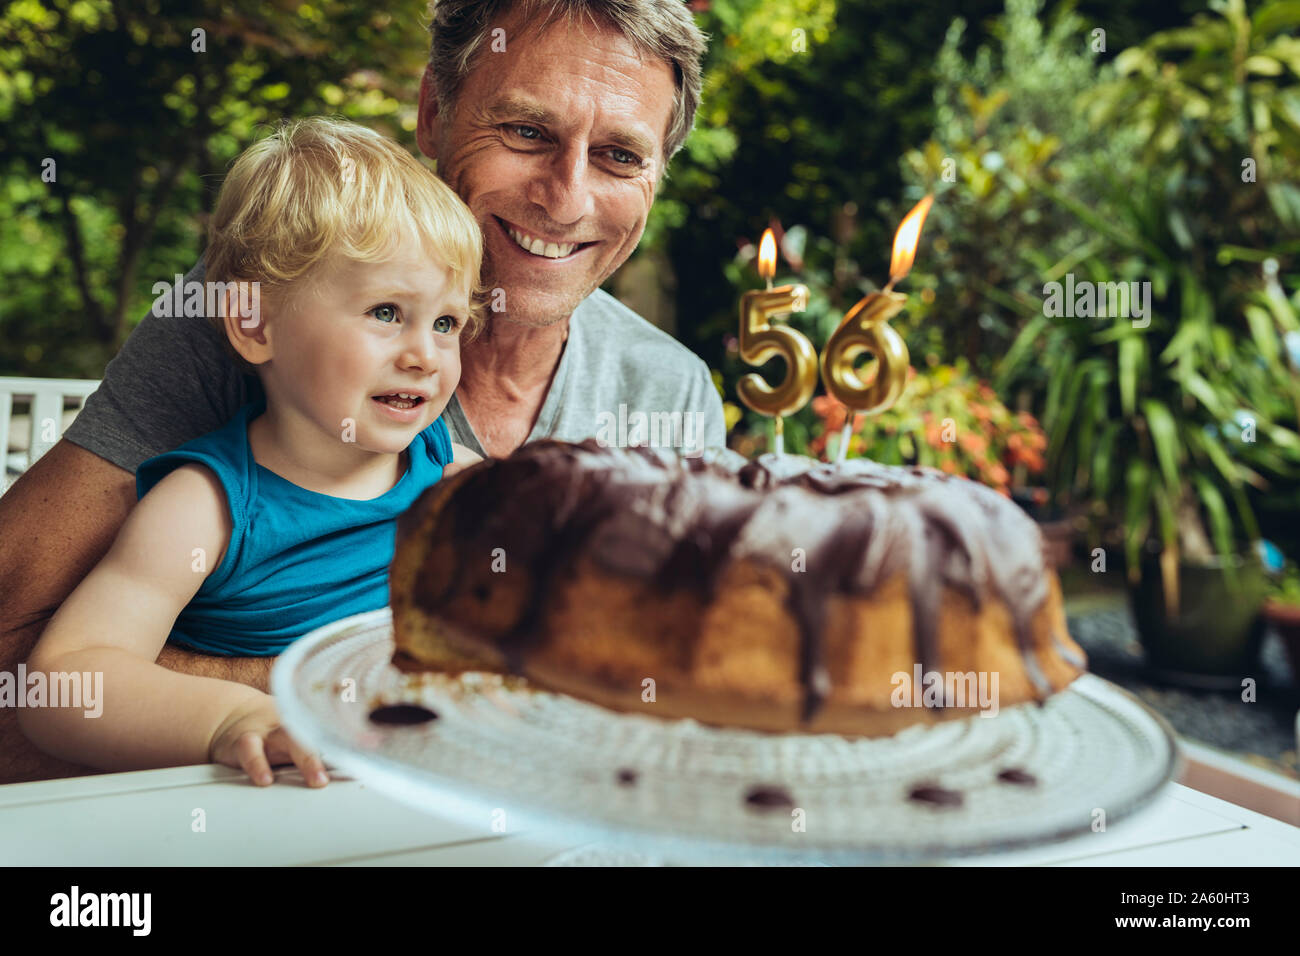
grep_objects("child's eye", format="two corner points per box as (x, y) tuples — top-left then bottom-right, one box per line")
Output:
(433, 315), (460, 334)
(369, 304), (399, 324)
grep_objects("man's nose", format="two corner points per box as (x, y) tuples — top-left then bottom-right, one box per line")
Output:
(527, 142), (594, 224)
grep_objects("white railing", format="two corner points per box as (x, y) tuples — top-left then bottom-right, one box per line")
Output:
(0, 376), (101, 492)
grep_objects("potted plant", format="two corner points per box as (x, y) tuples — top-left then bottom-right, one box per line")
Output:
(1262, 563), (1300, 687)
(988, 0), (1300, 686)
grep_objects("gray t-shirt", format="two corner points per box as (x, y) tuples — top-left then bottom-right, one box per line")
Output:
(64, 257), (726, 473)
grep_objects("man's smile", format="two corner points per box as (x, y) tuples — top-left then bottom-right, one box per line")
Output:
(492, 215), (599, 261)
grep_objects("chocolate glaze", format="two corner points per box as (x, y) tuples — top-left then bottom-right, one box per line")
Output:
(406, 439), (1076, 722)
(996, 767), (1038, 786)
(908, 784), (964, 807)
(368, 703), (439, 725)
(745, 785), (795, 809)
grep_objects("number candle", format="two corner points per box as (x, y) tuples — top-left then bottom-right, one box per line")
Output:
(821, 195), (933, 462)
(736, 229), (818, 456)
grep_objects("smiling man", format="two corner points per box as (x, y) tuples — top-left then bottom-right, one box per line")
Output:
(0, 0), (722, 782)
(418, 0), (723, 458)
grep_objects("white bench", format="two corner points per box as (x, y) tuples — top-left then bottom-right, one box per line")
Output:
(0, 376), (100, 493)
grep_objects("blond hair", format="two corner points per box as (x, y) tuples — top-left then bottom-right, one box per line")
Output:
(205, 116), (489, 374)
(425, 0), (708, 180)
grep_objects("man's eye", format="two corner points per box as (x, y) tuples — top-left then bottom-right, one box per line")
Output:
(610, 149), (640, 167)
(369, 304), (399, 323)
(434, 315), (460, 334)
(509, 125), (541, 141)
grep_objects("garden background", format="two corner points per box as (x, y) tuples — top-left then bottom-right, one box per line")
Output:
(3, 0), (1300, 774)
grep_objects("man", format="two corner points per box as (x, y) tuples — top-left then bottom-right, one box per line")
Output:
(0, 0), (722, 782)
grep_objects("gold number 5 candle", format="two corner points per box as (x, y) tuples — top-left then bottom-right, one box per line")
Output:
(821, 195), (933, 462)
(737, 229), (818, 455)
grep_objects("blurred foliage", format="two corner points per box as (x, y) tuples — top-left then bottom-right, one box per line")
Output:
(0, 0), (430, 376)
(895, 0), (1147, 381)
(802, 360), (1048, 497)
(996, 0), (1300, 588)
(710, 0), (1194, 470)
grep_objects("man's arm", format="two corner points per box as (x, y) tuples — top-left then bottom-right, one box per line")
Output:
(0, 439), (270, 784)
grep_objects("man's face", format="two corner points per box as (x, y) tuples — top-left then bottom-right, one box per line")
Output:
(417, 10), (676, 328)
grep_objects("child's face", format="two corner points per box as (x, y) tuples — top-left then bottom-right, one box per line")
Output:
(256, 233), (471, 456)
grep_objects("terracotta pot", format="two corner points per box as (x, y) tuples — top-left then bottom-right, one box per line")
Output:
(1262, 600), (1300, 687)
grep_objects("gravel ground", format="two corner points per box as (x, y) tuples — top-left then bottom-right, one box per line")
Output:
(1066, 604), (1300, 779)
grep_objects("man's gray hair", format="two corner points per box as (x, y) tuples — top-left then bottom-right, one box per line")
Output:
(425, 0), (708, 177)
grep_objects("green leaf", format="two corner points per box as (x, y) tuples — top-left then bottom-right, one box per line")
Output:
(1142, 399), (1182, 489)
(1192, 474), (1239, 589)
(1193, 474), (1234, 558)
(1244, 305), (1279, 363)
(1182, 372), (1227, 418)
(1189, 427), (1243, 488)
(1119, 336), (1143, 417)
(1092, 421), (1123, 498)
(1124, 459), (1154, 576)
(995, 313), (1049, 391)
(1255, 2), (1300, 41)
(1160, 315), (1208, 362)
(1151, 482), (1178, 552)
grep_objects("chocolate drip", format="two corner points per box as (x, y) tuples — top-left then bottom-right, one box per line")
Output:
(996, 767), (1037, 786)
(908, 784), (963, 807)
(407, 439), (1073, 721)
(745, 784), (795, 809)
(368, 704), (439, 725)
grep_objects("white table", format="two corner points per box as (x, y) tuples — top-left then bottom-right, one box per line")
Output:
(3, 760), (1299, 866)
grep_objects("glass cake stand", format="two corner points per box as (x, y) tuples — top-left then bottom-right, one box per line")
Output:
(272, 607), (1180, 866)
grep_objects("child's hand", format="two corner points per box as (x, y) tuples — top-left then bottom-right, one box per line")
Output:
(209, 695), (330, 787)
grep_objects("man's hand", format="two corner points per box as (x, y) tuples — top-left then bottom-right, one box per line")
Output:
(155, 643), (275, 694)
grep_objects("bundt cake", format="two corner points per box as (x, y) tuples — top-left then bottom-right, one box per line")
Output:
(388, 439), (1087, 736)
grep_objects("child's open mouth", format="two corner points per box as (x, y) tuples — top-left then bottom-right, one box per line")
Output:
(372, 394), (425, 410)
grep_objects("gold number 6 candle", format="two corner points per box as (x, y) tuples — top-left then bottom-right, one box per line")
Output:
(737, 229), (818, 455)
(821, 195), (933, 462)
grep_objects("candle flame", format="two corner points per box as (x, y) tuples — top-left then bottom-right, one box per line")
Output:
(757, 229), (777, 281)
(888, 194), (933, 283)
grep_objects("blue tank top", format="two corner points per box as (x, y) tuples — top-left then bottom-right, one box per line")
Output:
(135, 395), (454, 656)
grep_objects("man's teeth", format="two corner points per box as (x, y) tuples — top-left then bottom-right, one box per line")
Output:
(505, 224), (579, 259)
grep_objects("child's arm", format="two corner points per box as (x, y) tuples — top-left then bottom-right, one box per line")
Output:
(17, 463), (327, 786)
